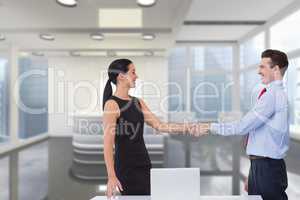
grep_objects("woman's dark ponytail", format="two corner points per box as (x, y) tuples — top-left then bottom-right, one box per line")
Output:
(102, 59), (132, 110)
(102, 79), (113, 110)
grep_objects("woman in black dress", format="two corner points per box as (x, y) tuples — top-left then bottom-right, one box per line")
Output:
(102, 59), (208, 198)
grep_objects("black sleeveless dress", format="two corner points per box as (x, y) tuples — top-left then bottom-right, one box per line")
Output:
(109, 95), (152, 195)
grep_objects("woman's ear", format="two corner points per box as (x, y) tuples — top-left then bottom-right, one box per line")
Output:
(117, 73), (125, 82)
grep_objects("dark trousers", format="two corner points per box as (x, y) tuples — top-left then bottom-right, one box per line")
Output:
(248, 158), (288, 200)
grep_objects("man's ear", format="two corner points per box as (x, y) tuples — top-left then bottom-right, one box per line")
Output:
(273, 65), (282, 76)
(273, 65), (280, 72)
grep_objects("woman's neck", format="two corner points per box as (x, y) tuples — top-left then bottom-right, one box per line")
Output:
(114, 84), (130, 99)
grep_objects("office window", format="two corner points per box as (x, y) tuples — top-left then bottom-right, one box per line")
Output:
(191, 72), (232, 120)
(285, 58), (300, 127)
(193, 46), (233, 71)
(240, 68), (262, 113)
(0, 157), (9, 200)
(168, 46), (233, 120)
(168, 48), (188, 111)
(191, 46), (233, 120)
(0, 56), (9, 144)
(240, 32), (265, 68)
(18, 57), (48, 139)
(271, 10), (300, 52)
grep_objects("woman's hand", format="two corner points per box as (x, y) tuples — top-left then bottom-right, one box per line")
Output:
(244, 177), (248, 192)
(189, 123), (210, 137)
(106, 176), (123, 199)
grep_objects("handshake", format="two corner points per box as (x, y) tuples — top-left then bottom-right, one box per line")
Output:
(187, 122), (210, 137)
(170, 123), (210, 137)
(149, 120), (211, 136)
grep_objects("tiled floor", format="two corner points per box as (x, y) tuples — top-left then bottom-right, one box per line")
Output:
(0, 137), (300, 200)
(18, 142), (48, 200)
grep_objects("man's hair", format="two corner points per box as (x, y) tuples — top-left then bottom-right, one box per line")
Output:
(261, 49), (289, 76)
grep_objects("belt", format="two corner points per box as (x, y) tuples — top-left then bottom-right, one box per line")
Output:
(249, 155), (268, 160)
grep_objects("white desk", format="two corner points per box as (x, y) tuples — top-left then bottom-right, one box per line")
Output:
(91, 196), (262, 200)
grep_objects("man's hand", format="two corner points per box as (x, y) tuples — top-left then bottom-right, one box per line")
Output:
(189, 123), (210, 136)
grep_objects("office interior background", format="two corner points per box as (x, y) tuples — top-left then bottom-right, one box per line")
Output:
(1, 0), (300, 199)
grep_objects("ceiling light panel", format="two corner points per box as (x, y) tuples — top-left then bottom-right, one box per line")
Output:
(99, 9), (142, 28)
(116, 51), (146, 56)
(77, 51), (107, 57)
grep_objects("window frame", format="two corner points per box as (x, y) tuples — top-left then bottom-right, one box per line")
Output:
(238, 1), (300, 139)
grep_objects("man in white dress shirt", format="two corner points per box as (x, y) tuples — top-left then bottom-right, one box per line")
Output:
(198, 49), (289, 200)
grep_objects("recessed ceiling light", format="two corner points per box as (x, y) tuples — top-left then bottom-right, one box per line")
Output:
(144, 51), (154, 56)
(56, 0), (77, 7)
(90, 33), (104, 41)
(142, 33), (155, 40)
(0, 34), (5, 41)
(70, 51), (80, 57)
(32, 52), (44, 57)
(40, 33), (55, 41)
(137, 0), (156, 7)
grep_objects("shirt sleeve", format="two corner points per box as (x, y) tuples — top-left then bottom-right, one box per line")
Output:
(210, 91), (275, 136)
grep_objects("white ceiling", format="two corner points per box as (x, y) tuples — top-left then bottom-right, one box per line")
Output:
(177, 25), (257, 41)
(185, 0), (295, 21)
(8, 33), (172, 50)
(0, 0), (297, 53)
(178, 0), (295, 41)
(0, 0), (185, 29)
(0, 0), (192, 53)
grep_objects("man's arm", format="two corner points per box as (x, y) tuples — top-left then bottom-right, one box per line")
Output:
(210, 91), (275, 136)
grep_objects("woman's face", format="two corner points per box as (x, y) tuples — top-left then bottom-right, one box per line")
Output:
(120, 63), (138, 88)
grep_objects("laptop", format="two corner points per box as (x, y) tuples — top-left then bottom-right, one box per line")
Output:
(151, 168), (200, 200)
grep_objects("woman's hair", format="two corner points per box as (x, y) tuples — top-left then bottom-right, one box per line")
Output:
(102, 59), (132, 110)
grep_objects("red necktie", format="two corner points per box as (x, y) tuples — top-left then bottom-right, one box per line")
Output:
(258, 88), (267, 99)
(243, 88), (267, 149)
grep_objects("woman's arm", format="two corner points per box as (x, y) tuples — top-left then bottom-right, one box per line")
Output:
(103, 100), (123, 198)
(139, 99), (205, 135)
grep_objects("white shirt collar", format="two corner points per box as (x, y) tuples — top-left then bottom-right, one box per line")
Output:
(266, 80), (283, 89)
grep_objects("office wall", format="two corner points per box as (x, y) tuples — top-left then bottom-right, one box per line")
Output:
(47, 56), (168, 136)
